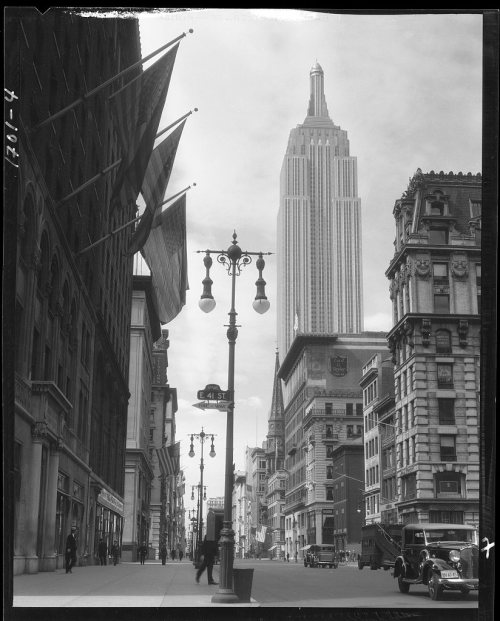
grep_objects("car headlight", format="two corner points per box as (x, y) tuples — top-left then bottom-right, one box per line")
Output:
(448, 549), (460, 563)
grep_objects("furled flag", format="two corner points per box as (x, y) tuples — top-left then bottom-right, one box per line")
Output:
(126, 120), (186, 256)
(156, 441), (180, 478)
(141, 194), (189, 324)
(109, 44), (179, 210)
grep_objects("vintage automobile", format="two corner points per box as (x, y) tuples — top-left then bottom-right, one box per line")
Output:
(393, 523), (478, 600)
(303, 544), (338, 569)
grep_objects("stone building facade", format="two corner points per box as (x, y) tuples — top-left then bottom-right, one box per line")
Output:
(12, 9), (140, 574)
(385, 169), (481, 527)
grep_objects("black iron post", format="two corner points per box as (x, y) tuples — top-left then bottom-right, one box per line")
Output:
(197, 232), (271, 603)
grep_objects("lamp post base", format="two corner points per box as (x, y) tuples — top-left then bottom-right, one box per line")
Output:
(211, 590), (240, 604)
(211, 524), (238, 603)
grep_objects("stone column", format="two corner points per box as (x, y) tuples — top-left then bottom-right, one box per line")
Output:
(40, 441), (60, 571)
(25, 422), (47, 573)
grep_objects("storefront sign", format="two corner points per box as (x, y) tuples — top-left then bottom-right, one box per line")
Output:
(98, 489), (124, 515)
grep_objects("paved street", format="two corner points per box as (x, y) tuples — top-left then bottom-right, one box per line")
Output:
(11, 558), (479, 610)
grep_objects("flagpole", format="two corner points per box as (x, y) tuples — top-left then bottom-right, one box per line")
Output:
(154, 108), (198, 142)
(75, 212), (142, 256)
(30, 30), (194, 133)
(56, 159), (122, 207)
(56, 112), (196, 207)
(75, 183), (195, 256)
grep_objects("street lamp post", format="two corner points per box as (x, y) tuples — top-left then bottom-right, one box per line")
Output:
(191, 484), (207, 561)
(189, 429), (216, 564)
(197, 231), (271, 603)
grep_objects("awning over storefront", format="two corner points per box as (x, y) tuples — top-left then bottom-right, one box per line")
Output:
(300, 544), (312, 551)
(268, 545), (278, 551)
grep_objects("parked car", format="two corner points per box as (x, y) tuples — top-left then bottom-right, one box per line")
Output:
(393, 523), (478, 600)
(303, 544), (338, 569)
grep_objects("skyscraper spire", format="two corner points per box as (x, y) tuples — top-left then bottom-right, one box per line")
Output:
(265, 349), (285, 475)
(307, 61), (331, 119)
(278, 64), (364, 358)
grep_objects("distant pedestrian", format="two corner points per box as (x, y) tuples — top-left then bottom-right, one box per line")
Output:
(160, 544), (167, 565)
(286, 552), (290, 563)
(170, 548), (176, 561)
(179, 550), (184, 562)
(98, 538), (107, 566)
(111, 541), (120, 566)
(294, 552), (298, 563)
(138, 542), (148, 564)
(195, 536), (218, 585)
(65, 527), (77, 573)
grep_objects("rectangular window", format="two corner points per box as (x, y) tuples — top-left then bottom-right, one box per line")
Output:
(356, 403), (363, 416)
(434, 294), (450, 313)
(440, 436), (456, 461)
(469, 200), (481, 219)
(475, 264), (481, 288)
(346, 403), (353, 416)
(429, 228), (449, 244)
(436, 330), (452, 353)
(433, 262), (449, 283)
(437, 363), (453, 388)
(438, 399), (455, 425)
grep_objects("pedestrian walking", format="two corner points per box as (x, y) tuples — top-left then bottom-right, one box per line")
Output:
(138, 542), (148, 564)
(98, 538), (107, 566)
(110, 541), (120, 566)
(65, 527), (77, 574)
(195, 536), (218, 585)
(178, 549), (184, 562)
(170, 548), (176, 561)
(286, 552), (290, 563)
(160, 544), (167, 565)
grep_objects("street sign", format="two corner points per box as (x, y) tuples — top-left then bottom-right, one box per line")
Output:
(192, 401), (230, 411)
(197, 384), (231, 401)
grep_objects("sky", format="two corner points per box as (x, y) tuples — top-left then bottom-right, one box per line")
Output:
(110, 9), (482, 519)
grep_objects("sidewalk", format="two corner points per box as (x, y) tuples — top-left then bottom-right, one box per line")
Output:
(12, 559), (260, 608)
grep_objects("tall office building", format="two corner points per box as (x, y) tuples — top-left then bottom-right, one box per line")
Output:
(277, 62), (363, 358)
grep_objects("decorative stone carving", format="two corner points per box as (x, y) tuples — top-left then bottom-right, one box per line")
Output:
(451, 259), (469, 280)
(403, 319), (414, 347)
(421, 319), (431, 347)
(31, 420), (49, 442)
(388, 336), (397, 364)
(457, 320), (469, 348)
(389, 280), (397, 300)
(415, 259), (431, 279)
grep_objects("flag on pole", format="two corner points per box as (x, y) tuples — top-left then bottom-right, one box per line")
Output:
(126, 120), (186, 256)
(156, 441), (180, 477)
(109, 44), (179, 208)
(142, 120), (186, 216)
(141, 194), (189, 324)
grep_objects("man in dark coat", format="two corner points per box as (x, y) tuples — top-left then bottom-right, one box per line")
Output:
(65, 527), (77, 573)
(110, 541), (120, 566)
(138, 542), (148, 565)
(98, 539), (107, 566)
(195, 536), (218, 585)
(160, 544), (167, 565)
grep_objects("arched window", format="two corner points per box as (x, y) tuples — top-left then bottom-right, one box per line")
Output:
(48, 256), (60, 313)
(37, 232), (50, 295)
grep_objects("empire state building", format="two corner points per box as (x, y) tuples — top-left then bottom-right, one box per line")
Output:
(277, 62), (364, 358)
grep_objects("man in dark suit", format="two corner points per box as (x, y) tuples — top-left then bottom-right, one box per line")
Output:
(195, 536), (218, 585)
(65, 527), (77, 573)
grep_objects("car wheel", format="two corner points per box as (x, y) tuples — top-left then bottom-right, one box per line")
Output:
(398, 575), (410, 594)
(428, 572), (443, 601)
(370, 562), (378, 570)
